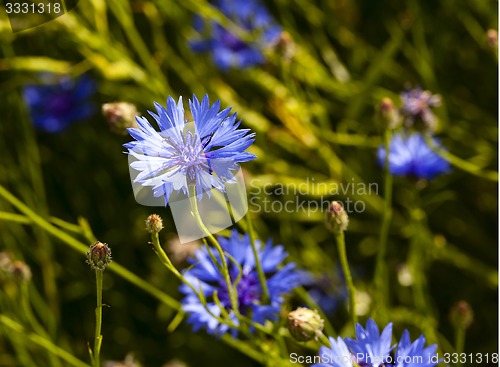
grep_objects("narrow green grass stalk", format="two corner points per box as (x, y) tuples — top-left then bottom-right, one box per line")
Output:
(335, 231), (357, 329)
(187, 186), (239, 314)
(20, 284), (62, 367)
(0, 186), (265, 364)
(0, 184), (180, 311)
(246, 214), (270, 303)
(92, 270), (104, 367)
(374, 129), (393, 320)
(0, 315), (91, 367)
(423, 134), (498, 182)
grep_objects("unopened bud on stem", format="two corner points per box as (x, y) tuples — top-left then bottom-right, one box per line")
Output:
(145, 214), (163, 233)
(86, 241), (112, 271)
(325, 201), (349, 234)
(102, 102), (139, 135)
(450, 300), (474, 330)
(287, 307), (324, 342)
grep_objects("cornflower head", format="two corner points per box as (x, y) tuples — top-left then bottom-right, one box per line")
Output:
(344, 319), (393, 367)
(400, 87), (441, 131)
(124, 95), (255, 206)
(190, 0), (282, 70)
(377, 132), (450, 180)
(311, 319), (440, 367)
(23, 74), (95, 133)
(179, 230), (301, 335)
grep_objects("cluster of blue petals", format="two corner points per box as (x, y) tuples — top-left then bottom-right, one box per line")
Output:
(312, 319), (439, 367)
(124, 95), (255, 205)
(377, 133), (450, 180)
(23, 74), (95, 133)
(190, 0), (282, 69)
(179, 230), (301, 335)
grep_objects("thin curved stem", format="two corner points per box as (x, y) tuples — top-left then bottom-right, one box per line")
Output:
(92, 270), (103, 367)
(424, 134), (498, 182)
(335, 231), (358, 329)
(374, 129), (393, 321)
(187, 186), (239, 314)
(246, 214), (270, 303)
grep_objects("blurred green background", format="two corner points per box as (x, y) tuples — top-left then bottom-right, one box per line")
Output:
(0, 0), (497, 366)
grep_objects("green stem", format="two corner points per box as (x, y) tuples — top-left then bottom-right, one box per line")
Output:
(20, 284), (62, 367)
(455, 327), (465, 362)
(149, 231), (204, 303)
(335, 231), (358, 329)
(0, 315), (91, 367)
(246, 214), (270, 303)
(92, 270), (103, 367)
(187, 186), (239, 314)
(374, 129), (393, 320)
(0, 186), (265, 364)
(317, 331), (331, 347)
(424, 134), (498, 182)
(0, 184), (180, 311)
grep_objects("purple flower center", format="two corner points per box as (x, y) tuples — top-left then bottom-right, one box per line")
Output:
(218, 270), (261, 311)
(167, 130), (209, 181)
(220, 29), (249, 52)
(47, 93), (73, 117)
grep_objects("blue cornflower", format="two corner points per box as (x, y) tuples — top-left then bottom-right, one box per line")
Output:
(190, 0), (282, 70)
(377, 133), (450, 180)
(394, 330), (439, 367)
(312, 320), (440, 367)
(124, 95), (255, 206)
(23, 74), (95, 133)
(315, 337), (354, 367)
(400, 87), (441, 131)
(179, 230), (301, 335)
(344, 319), (393, 367)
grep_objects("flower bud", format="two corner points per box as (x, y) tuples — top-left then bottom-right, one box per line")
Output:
(325, 201), (349, 233)
(102, 102), (139, 135)
(273, 31), (296, 61)
(450, 300), (474, 330)
(378, 97), (401, 130)
(86, 241), (112, 271)
(145, 214), (163, 233)
(287, 307), (324, 342)
(487, 29), (498, 48)
(11, 261), (31, 283)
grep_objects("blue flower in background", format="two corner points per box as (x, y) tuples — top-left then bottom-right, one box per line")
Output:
(23, 74), (95, 133)
(394, 330), (439, 367)
(299, 271), (348, 316)
(179, 230), (301, 335)
(312, 319), (440, 367)
(377, 133), (450, 180)
(400, 87), (441, 130)
(190, 0), (282, 70)
(124, 95), (255, 206)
